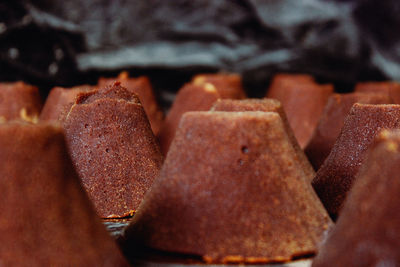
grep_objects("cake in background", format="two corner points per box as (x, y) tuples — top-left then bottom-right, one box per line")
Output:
(266, 73), (334, 148)
(305, 92), (393, 170)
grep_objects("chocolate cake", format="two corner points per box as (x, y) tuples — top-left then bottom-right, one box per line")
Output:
(64, 82), (163, 218)
(305, 93), (393, 170)
(158, 83), (221, 155)
(0, 121), (128, 266)
(211, 98), (315, 180)
(312, 104), (400, 218)
(313, 130), (400, 266)
(192, 73), (247, 99)
(0, 81), (42, 122)
(355, 81), (400, 103)
(98, 72), (163, 135)
(123, 111), (332, 263)
(268, 73), (315, 91)
(40, 85), (95, 122)
(266, 73), (333, 148)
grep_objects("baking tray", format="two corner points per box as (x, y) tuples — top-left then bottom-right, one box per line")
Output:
(103, 219), (313, 267)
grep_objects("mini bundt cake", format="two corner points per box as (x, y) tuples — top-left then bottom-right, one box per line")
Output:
(313, 130), (400, 267)
(98, 71), (163, 135)
(40, 85), (95, 122)
(312, 104), (400, 218)
(266, 73), (333, 148)
(64, 82), (163, 218)
(123, 111), (332, 263)
(305, 93), (393, 170)
(0, 121), (128, 266)
(355, 81), (400, 103)
(0, 81), (42, 122)
(192, 73), (247, 99)
(211, 98), (315, 180)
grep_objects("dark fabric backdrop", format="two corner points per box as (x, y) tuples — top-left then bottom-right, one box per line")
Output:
(0, 0), (399, 106)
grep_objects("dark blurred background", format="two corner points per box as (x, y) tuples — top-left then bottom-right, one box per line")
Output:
(0, 0), (399, 107)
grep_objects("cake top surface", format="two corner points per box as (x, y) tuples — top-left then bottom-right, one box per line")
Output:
(76, 82), (140, 105)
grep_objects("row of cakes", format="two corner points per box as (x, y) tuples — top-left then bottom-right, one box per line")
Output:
(0, 73), (399, 265)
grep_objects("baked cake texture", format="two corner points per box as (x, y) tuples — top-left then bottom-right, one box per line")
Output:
(266, 73), (333, 148)
(98, 71), (163, 135)
(211, 98), (315, 181)
(64, 82), (163, 218)
(192, 73), (247, 99)
(0, 81), (42, 123)
(0, 121), (128, 266)
(312, 104), (400, 218)
(159, 74), (246, 155)
(355, 81), (400, 103)
(158, 83), (221, 155)
(313, 130), (400, 266)
(40, 85), (95, 122)
(123, 111), (332, 263)
(305, 93), (393, 170)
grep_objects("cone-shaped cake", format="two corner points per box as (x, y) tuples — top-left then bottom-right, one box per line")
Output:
(312, 104), (400, 218)
(40, 85), (95, 122)
(0, 81), (42, 122)
(313, 130), (400, 267)
(0, 121), (128, 266)
(266, 73), (333, 148)
(99, 72), (163, 135)
(305, 93), (393, 170)
(64, 82), (163, 218)
(211, 98), (315, 181)
(123, 111), (332, 263)
(158, 83), (221, 155)
(355, 81), (400, 103)
(268, 73), (315, 91)
(192, 73), (247, 99)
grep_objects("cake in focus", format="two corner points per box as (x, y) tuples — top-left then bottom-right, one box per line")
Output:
(40, 85), (95, 122)
(313, 130), (400, 267)
(0, 121), (128, 266)
(266, 73), (333, 148)
(98, 71), (163, 135)
(123, 111), (332, 263)
(211, 98), (315, 180)
(64, 82), (163, 218)
(305, 93), (393, 170)
(0, 81), (42, 123)
(312, 104), (400, 218)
